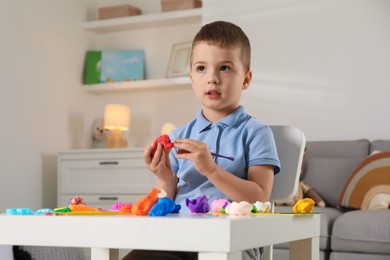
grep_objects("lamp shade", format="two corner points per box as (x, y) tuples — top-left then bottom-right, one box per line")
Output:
(104, 104), (130, 131)
(161, 122), (176, 135)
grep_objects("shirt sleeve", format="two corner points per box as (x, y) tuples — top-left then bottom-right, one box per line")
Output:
(246, 125), (281, 174)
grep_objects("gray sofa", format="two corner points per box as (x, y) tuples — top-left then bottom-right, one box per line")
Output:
(273, 139), (390, 260)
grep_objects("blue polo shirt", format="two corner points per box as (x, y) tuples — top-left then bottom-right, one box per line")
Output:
(169, 106), (280, 211)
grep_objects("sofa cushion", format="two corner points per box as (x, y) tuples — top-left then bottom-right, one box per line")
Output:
(331, 210), (390, 254)
(306, 139), (369, 159)
(274, 206), (344, 250)
(304, 158), (363, 207)
(371, 140), (390, 153)
(330, 251), (390, 260)
(339, 151), (390, 209)
(303, 139), (370, 207)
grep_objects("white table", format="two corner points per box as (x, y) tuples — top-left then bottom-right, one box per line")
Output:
(0, 213), (320, 260)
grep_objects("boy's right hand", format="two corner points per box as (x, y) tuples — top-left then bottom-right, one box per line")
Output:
(144, 142), (172, 179)
(144, 141), (178, 199)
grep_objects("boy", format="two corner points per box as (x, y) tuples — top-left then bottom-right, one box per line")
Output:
(123, 21), (280, 260)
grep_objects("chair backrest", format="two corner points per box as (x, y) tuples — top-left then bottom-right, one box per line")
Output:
(269, 125), (306, 202)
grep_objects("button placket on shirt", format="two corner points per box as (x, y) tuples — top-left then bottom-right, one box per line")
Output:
(208, 124), (220, 157)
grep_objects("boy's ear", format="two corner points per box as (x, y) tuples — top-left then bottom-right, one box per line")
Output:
(189, 71), (194, 85)
(242, 71), (252, 90)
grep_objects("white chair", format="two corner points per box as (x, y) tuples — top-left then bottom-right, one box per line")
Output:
(261, 125), (306, 260)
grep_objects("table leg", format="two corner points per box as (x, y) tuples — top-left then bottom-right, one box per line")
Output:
(260, 245), (273, 260)
(289, 237), (320, 260)
(91, 248), (119, 260)
(198, 251), (241, 260)
(110, 249), (119, 260)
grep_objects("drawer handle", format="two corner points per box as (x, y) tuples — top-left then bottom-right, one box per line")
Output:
(99, 197), (118, 201)
(99, 161), (119, 165)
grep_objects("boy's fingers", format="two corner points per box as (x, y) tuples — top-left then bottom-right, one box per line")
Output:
(144, 141), (155, 163)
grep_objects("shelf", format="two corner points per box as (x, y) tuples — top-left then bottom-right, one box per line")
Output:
(81, 77), (192, 94)
(82, 8), (202, 33)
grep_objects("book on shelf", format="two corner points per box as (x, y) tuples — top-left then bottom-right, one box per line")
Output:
(83, 50), (145, 84)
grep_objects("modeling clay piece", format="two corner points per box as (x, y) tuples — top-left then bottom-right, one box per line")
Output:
(252, 201), (272, 213)
(158, 189), (167, 198)
(225, 201), (253, 215)
(149, 197), (181, 216)
(118, 204), (132, 213)
(112, 202), (132, 211)
(211, 199), (230, 213)
(6, 208), (33, 215)
(186, 195), (210, 213)
(7, 208), (54, 215)
(68, 204), (98, 212)
(54, 207), (71, 213)
(34, 208), (54, 215)
(131, 188), (160, 215)
(150, 134), (174, 158)
(69, 196), (84, 205)
(293, 198), (315, 213)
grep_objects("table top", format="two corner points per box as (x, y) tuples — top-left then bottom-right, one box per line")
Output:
(0, 213), (320, 252)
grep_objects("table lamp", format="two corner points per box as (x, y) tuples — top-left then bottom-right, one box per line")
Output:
(104, 104), (130, 149)
(161, 122), (176, 135)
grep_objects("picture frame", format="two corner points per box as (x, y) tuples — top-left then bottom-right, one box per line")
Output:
(166, 41), (192, 78)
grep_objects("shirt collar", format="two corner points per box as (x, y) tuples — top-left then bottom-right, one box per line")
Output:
(193, 106), (245, 133)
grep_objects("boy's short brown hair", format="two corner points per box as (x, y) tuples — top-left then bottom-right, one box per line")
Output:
(191, 21), (251, 72)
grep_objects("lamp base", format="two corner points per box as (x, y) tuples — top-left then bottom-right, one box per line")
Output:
(106, 128), (128, 149)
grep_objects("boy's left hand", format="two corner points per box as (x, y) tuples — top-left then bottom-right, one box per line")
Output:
(174, 138), (217, 177)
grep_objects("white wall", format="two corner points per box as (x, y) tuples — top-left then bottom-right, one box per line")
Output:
(0, 0), (200, 211)
(0, 0), (96, 210)
(0, 0), (389, 211)
(204, 0), (390, 141)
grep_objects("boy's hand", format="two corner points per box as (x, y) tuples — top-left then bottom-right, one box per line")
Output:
(144, 142), (172, 179)
(144, 141), (178, 199)
(174, 138), (218, 177)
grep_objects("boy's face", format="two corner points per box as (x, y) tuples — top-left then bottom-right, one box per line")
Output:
(190, 42), (252, 120)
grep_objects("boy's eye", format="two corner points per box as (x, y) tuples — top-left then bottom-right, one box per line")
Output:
(196, 65), (206, 72)
(220, 65), (230, 72)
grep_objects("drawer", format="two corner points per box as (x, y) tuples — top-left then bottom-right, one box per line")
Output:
(59, 158), (156, 194)
(58, 194), (147, 209)
(58, 149), (156, 194)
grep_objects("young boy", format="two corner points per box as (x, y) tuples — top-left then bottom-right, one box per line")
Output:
(123, 21), (280, 260)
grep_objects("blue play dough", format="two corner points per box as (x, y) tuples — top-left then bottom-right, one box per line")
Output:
(149, 198), (181, 216)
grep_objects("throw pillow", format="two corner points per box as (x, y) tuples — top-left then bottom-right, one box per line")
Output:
(338, 151), (390, 210)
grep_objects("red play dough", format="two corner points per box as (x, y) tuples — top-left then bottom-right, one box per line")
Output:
(150, 134), (174, 158)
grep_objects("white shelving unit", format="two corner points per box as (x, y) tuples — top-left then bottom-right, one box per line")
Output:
(81, 77), (191, 94)
(82, 8), (201, 94)
(57, 148), (155, 209)
(82, 8), (202, 33)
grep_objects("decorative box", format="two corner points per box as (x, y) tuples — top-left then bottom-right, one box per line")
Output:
(161, 0), (202, 12)
(98, 4), (141, 20)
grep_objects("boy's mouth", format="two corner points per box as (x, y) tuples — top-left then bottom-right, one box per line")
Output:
(205, 90), (221, 98)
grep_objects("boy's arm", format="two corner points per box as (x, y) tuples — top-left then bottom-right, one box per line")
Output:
(144, 143), (178, 199)
(207, 164), (274, 203)
(174, 138), (274, 203)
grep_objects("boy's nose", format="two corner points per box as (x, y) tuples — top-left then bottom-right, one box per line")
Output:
(208, 74), (219, 85)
